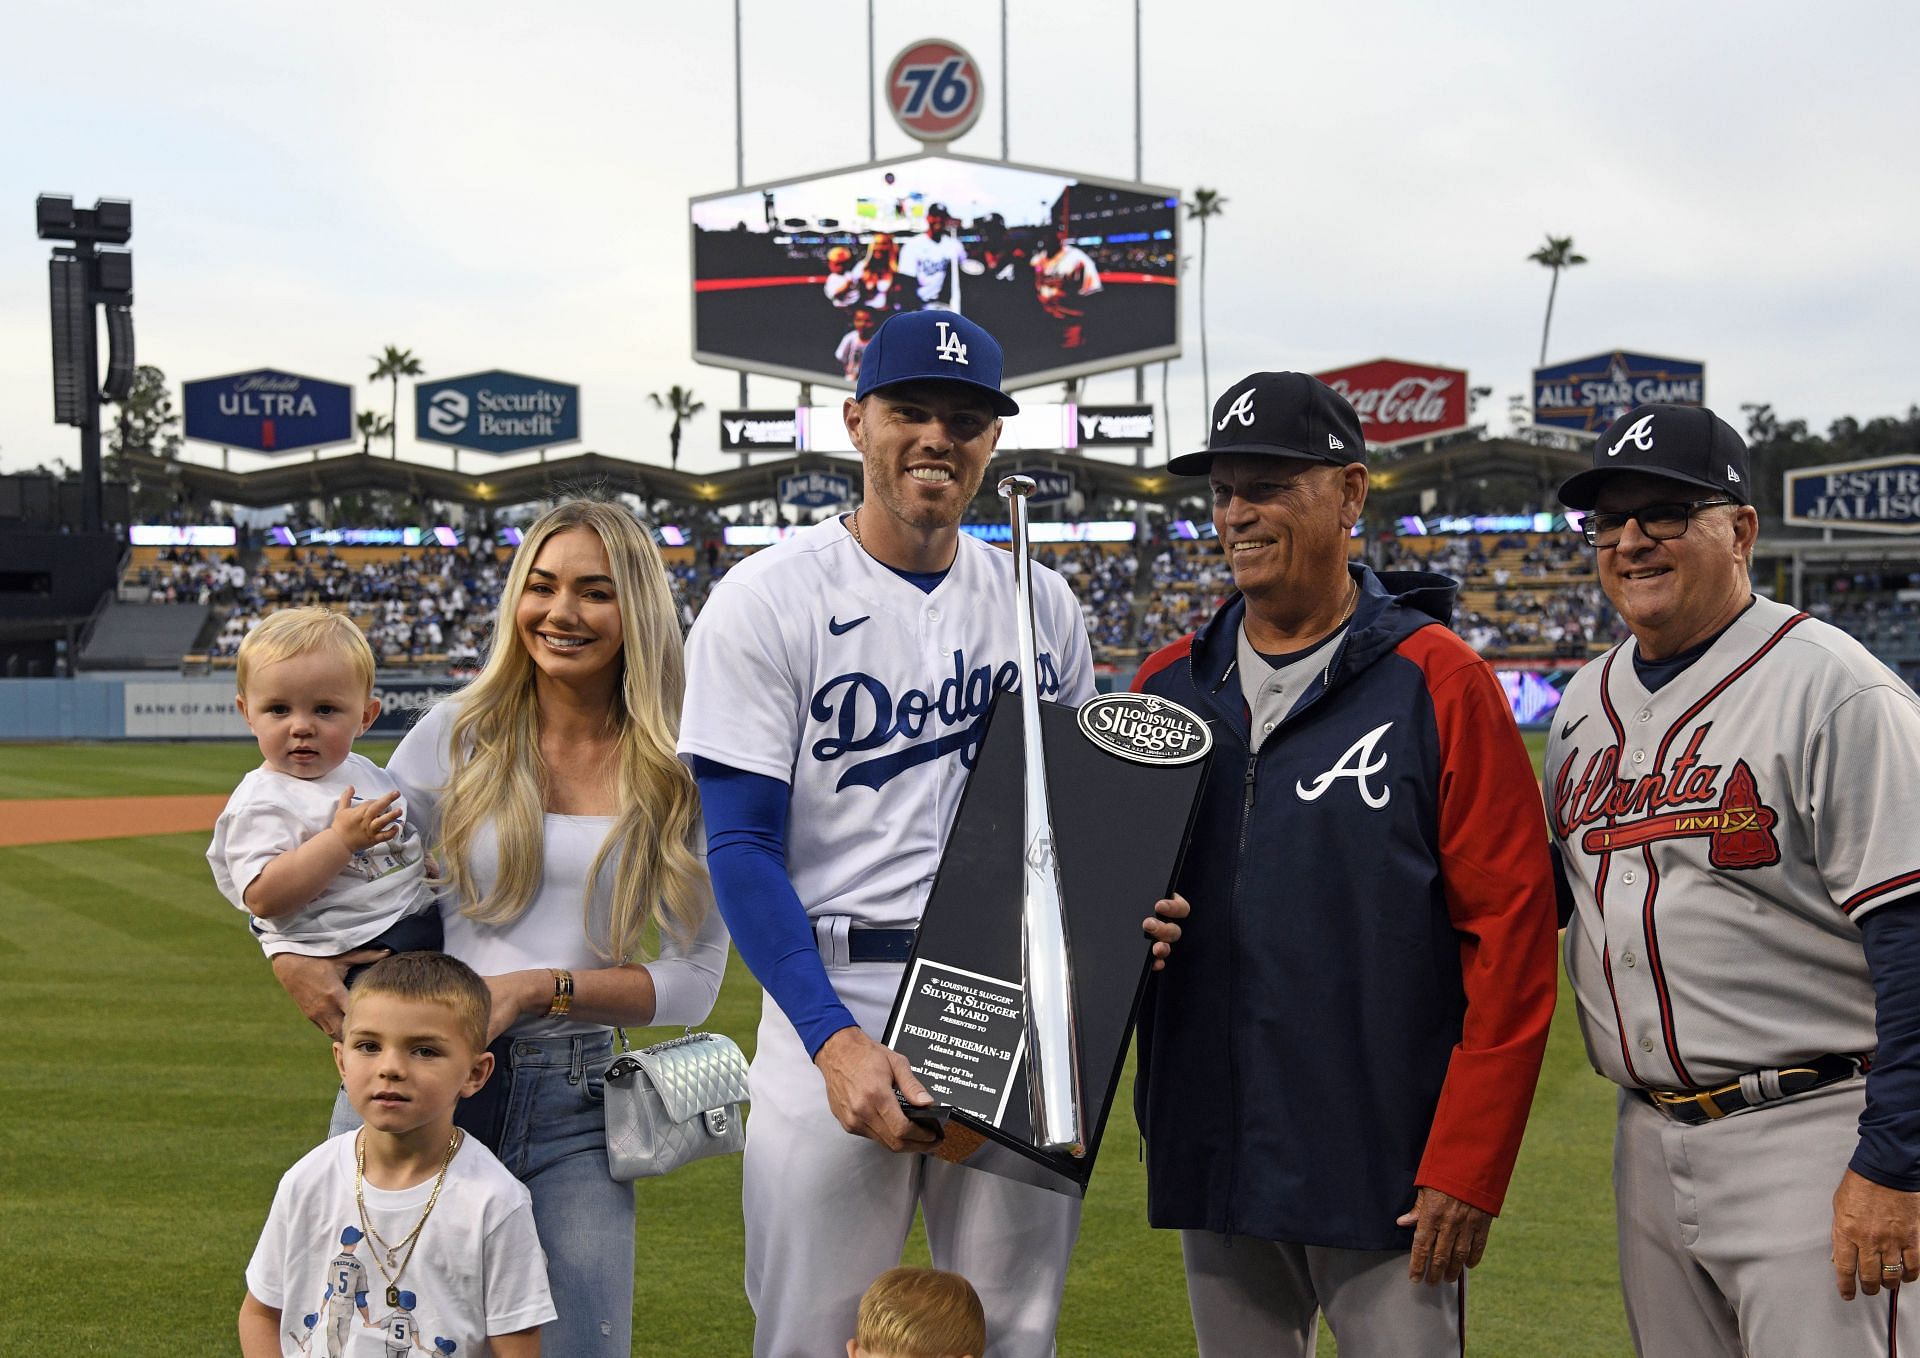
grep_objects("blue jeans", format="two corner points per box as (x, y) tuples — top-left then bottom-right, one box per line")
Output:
(330, 1030), (634, 1355)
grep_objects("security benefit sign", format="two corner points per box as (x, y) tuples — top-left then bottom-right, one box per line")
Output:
(1533, 350), (1704, 434)
(1785, 457), (1920, 534)
(778, 470), (853, 509)
(182, 369), (353, 454)
(415, 371), (580, 455)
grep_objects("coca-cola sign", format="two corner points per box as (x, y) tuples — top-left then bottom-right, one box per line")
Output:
(1313, 359), (1470, 448)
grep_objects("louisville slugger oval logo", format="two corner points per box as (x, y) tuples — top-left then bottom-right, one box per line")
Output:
(1077, 693), (1212, 766)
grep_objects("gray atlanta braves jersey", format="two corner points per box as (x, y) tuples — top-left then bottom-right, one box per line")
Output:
(678, 517), (1095, 930)
(1548, 595), (1920, 1090)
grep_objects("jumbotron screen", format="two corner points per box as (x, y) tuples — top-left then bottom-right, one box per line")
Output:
(690, 153), (1180, 390)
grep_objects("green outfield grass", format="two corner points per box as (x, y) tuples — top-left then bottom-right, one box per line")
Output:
(0, 733), (1630, 1354)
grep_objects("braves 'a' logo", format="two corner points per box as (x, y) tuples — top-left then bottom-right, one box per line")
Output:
(1296, 722), (1393, 809)
(1216, 389), (1256, 430)
(1553, 724), (1780, 869)
(1606, 413), (1657, 458)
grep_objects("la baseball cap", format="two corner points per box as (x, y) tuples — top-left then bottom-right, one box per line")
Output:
(1168, 372), (1366, 476)
(854, 310), (1020, 418)
(1558, 403), (1751, 510)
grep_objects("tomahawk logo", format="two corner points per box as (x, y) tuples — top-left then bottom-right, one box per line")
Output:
(426, 389), (470, 436)
(1216, 389), (1256, 430)
(934, 321), (969, 365)
(1296, 722), (1394, 809)
(1606, 413), (1656, 458)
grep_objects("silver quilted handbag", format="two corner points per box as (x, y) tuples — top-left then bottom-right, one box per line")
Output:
(604, 1029), (750, 1180)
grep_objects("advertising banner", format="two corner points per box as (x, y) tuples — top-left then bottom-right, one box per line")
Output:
(778, 471), (854, 508)
(1533, 350), (1704, 434)
(1071, 404), (1155, 447)
(415, 371), (580, 455)
(1784, 457), (1920, 534)
(1007, 468), (1073, 505)
(692, 151), (1179, 391)
(182, 369), (353, 454)
(720, 409), (800, 452)
(886, 38), (985, 144)
(1314, 359), (1469, 447)
(124, 679), (249, 738)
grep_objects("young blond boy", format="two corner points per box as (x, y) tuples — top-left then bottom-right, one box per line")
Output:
(850, 1267), (987, 1358)
(209, 607), (441, 974)
(241, 952), (554, 1356)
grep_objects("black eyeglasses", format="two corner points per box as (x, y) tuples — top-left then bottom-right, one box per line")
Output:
(1580, 498), (1736, 548)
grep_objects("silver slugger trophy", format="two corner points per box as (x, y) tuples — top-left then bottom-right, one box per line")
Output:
(998, 473), (1086, 1156)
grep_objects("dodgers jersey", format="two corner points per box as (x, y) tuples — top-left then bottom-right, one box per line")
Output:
(679, 516), (1094, 930)
(1548, 595), (1920, 1090)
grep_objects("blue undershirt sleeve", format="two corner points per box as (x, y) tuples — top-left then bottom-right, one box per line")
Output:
(691, 756), (858, 1059)
(1851, 894), (1920, 1191)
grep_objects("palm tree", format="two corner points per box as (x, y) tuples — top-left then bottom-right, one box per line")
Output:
(355, 410), (393, 456)
(1186, 189), (1227, 433)
(648, 385), (706, 469)
(369, 345), (424, 458)
(1527, 235), (1588, 367)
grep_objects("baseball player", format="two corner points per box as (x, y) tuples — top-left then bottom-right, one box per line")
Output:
(679, 309), (1183, 1358)
(322, 1227), (370, 1354)
(1029, 225), (1101, 350)
(1548, 403), (1920, 1357)
(897, 203), (970, 312)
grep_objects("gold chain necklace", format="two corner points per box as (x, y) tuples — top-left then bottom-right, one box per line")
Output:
(846, 507), (865, 553)
(354, 1129), (460, 1308)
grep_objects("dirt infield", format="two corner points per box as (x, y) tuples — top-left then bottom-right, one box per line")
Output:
(0, 794), (229, 848)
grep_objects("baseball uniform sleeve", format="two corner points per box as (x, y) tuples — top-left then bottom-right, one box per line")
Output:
(679, 578), (804, 782)
(1407, 637), (1559, 1215)
(1041, 570), (1097, 705)
(1809, 683), (1920, 920)
(1852, 895), (1920, 1191)
(693, 757), (857, 1056)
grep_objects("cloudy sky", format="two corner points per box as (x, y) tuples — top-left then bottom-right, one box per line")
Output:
(3, 0), (1915, 482)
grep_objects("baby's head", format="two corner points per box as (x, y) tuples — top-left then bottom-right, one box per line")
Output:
(848, 1267), (985, 1358)
(235, 606), (379, 779)
(827, 245), (853, 275)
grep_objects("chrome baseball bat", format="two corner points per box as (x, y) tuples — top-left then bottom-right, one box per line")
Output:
(998, 473), (1086, 1157)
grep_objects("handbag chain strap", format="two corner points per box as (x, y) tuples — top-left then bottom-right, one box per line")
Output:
(613, 1025), (695, 1054)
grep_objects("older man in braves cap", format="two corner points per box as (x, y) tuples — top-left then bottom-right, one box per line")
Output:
(1131, 371), (1559, 1356)
(1548, 402), (1920, 1357)
(680, 310), (1186, 1357)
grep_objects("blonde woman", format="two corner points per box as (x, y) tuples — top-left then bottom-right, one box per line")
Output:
(272, 498), (727, 1356)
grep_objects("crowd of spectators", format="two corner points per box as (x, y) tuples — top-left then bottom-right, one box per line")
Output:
(123, 547), (248, 605)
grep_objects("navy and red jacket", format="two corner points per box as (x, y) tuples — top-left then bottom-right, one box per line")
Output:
(1131, 564), (1558, 1249)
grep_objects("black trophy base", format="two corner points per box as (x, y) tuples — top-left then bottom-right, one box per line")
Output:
(883, 691), (1208, 1195)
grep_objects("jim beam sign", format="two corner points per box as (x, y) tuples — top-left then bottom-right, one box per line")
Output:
(1313, 359), (1470, 448)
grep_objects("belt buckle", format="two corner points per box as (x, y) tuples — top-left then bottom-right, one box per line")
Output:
(1649, 1084), (1736, 1121)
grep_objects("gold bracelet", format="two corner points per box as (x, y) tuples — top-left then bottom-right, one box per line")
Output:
(546, 968), (574, 1019)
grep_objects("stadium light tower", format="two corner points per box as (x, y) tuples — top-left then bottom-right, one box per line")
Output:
(37, 194), (135, 533)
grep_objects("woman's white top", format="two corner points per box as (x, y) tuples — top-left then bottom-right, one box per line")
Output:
(388, 699), (728, 1038)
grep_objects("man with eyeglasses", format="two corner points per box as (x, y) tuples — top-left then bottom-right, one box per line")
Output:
(1547, 402), (1920, 1357)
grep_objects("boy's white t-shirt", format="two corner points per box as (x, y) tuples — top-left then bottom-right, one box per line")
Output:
(246, 1131), (555, 1356)
(208, 752), (435, 957)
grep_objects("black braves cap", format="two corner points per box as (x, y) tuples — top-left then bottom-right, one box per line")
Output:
(1558, 403), (1751, 510)
(1168, 372), (1367, 476)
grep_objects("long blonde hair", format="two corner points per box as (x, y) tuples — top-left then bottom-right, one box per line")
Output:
(435, 499), (706, 962)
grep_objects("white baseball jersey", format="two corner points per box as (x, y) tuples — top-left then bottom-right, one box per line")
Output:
(898, 231), (968, 309)
(1548, 595), (1920, 1090)
(679, 516), (1095, 932)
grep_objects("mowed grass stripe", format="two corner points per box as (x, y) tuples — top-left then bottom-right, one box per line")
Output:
(0, 739), (402, 799)
(0, 849), (237, 952)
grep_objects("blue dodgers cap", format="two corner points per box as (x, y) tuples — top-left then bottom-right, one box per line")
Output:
(853, 310), (1020, 417)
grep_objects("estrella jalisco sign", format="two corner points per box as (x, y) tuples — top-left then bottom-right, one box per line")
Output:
(181, 369), (353, 454)
(1784, 456), (1920, 535)
(414, 370), (580, 455)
